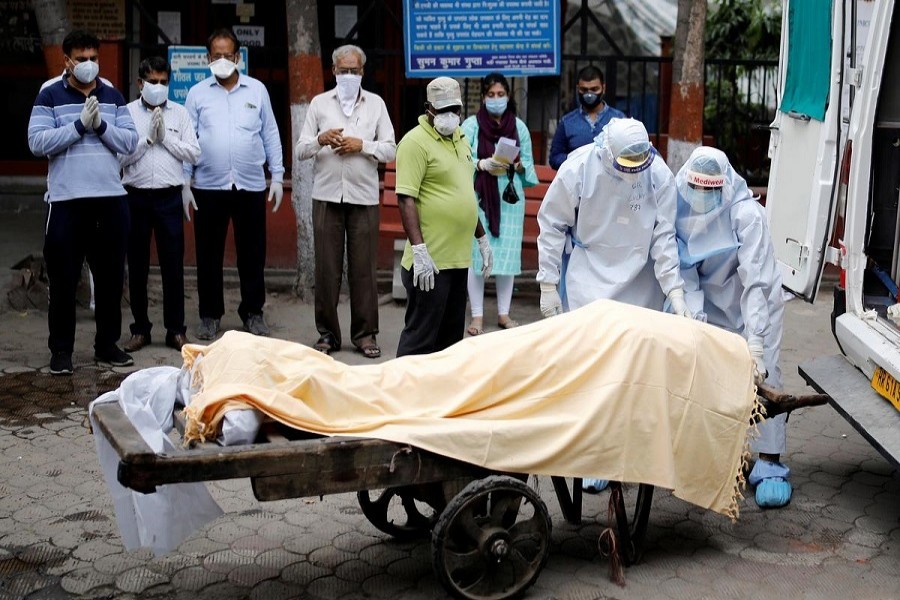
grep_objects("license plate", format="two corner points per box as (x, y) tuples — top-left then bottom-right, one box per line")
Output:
(871, 366), (900, 412)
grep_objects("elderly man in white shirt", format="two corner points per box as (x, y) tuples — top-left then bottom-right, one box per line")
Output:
(119, 57), (200, 353)
(296, 44), (396, 359)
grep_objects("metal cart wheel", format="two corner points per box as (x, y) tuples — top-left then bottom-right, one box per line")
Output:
(357, 484), (441, 541)
(431, 475), (551, 600)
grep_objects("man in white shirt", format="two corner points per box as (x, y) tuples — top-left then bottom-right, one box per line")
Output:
(119, 57), (200, 353)
(296, 44), (396, 358)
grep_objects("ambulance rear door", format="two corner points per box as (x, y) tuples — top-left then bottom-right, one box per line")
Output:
(765, 0), (853, 302)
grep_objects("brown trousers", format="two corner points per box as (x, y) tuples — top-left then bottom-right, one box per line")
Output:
(313, 200), (380, 348)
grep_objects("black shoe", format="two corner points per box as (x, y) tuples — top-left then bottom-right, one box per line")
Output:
(94, 346), (134, 367)
(243, 313), (269, 336)
(49, 352), (73, 376)
(196, 317), (220, 341)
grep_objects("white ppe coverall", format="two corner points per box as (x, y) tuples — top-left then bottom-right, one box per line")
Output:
(536, 137), (683, 311)
(674, 147), (786, 454)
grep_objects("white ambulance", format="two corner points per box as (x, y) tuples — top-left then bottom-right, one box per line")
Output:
(766, 0), (900, 465)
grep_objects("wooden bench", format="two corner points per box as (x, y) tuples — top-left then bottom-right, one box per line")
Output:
(377, 162), (556, 298)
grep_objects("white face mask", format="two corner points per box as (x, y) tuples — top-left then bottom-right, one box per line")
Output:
(140, 82), (168, 106)
(71, 59), (99, 84)
(431, 111), (460, 137)
(209, 57), (237, 79)
(335, 74), (362, 117)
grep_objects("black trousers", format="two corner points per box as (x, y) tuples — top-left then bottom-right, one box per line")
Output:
(192, 188), (266, 322)
(313, 200), (380, 348)
(126, 185), (186, 337)
(396, 267), (468, 357)
(43, 196), (129, 354)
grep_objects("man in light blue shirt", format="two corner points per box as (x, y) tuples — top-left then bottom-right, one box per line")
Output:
(183, 28), (284, 340)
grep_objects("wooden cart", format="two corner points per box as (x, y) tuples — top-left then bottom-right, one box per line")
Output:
(91, 402), (656, 600)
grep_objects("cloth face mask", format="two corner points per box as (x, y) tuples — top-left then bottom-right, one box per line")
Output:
(336, 74), (362, 117)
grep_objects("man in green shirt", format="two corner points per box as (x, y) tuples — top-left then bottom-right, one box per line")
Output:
(395, 77), (493, 356)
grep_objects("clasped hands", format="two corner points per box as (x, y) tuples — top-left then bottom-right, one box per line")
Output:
(147, 108), (166, 144)
(318, 128), (362, 155)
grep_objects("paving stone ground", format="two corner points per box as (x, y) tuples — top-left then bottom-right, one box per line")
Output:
(1, 207), (899, 599)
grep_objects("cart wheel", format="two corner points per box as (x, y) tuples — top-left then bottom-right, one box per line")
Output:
(357, 486), (437, 541)
(431, 475), (551, 600)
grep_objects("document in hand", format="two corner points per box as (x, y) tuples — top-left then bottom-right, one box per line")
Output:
(493, 137), (519, 165)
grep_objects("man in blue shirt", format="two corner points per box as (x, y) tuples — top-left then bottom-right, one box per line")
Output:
(549, 65), (625, 170)
(27, 29), (138, 375)
(183, 28), (284, 340)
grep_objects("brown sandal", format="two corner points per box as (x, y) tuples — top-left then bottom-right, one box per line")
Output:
(466, 325), (484, 336)
(497, 319), (519, 329)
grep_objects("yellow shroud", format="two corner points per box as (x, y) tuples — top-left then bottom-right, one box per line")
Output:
(183, 300), (758, 518)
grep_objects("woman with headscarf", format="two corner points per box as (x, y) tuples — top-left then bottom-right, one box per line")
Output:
(461, 73), (538, 336)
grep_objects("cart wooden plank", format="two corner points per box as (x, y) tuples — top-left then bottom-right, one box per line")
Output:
(799, 354), (900, 470)
(91, 401), (491, 496)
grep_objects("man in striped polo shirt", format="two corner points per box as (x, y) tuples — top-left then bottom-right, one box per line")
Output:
(27, 29), (138, 375)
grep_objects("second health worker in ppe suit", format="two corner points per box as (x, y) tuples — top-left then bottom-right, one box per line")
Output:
(536, 117), (692, 494)
(673, 146), (790, 508)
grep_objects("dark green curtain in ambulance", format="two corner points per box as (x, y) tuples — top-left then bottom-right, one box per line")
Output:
(779, 0), (832, 121)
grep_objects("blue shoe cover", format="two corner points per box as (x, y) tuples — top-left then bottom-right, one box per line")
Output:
(582, 478), (609, 494)
(748, 459), (790, 486)
(755, 477), (792, 508)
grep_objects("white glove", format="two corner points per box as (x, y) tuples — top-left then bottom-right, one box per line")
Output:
(181, 184), (197, 221)
(667, 288), (693, 319)
(267, 181), (283, 212)
(476, 235), (493, 279)
(411, 243), (439, 292)
(147, 111), (159, 145)
(90, 98), (101, 130)
(540, 283), (562, 318)
(748, 339), (767, 385)
(155, 108), (166, 143)
(478, 157), (507, 176)
(80, 99), (97, 131)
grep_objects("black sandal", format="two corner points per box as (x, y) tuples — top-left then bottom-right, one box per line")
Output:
(314, 334), (340, 355)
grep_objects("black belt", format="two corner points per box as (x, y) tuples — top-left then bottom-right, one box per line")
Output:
(124, 185), (182, 194)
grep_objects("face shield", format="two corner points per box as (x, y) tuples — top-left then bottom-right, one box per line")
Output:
(595, 118), (655, 180)
(682, 159), (726, 213)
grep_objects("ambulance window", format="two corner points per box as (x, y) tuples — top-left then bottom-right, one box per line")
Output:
(780, 2), (832, 122)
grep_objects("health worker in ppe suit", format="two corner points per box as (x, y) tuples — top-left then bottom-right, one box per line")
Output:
(673, 146), (790, 509)
(536, 117), (692, 494)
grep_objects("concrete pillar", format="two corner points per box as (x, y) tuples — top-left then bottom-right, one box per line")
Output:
(286, 0), (324, 302)
(30, 0), (69, 78)
(666, 0), (707, 174)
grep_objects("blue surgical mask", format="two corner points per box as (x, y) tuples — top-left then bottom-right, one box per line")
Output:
(485, 97), (508, 116)
(683, 186), (722, 213)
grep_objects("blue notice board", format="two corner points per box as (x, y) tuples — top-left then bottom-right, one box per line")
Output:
(403, 0), (560, 78)
(166, 46), (249, 105)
